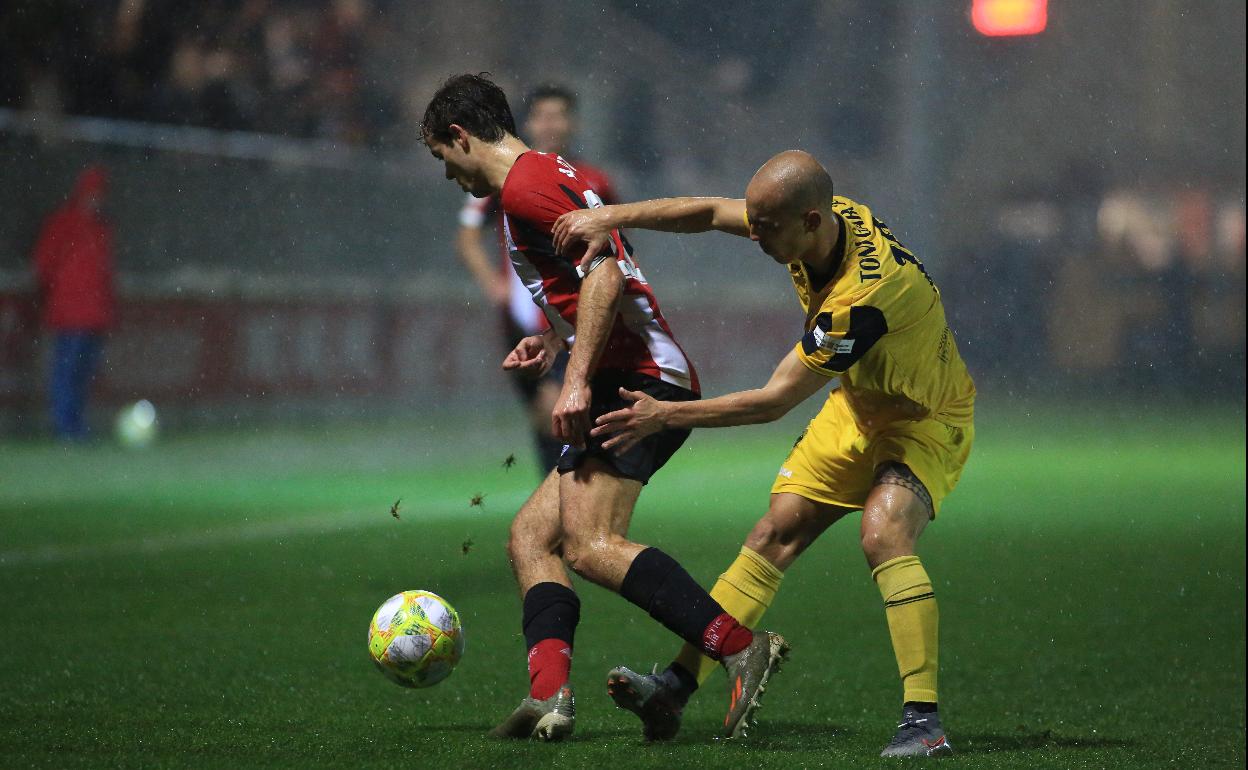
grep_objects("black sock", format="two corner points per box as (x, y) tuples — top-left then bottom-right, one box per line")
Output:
(619, 547), (724, 651)
(522, 582), (581, 649)
(664, 662), (699, 695)
(905, 700), (939, 715)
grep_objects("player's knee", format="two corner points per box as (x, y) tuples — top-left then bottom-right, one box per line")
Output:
(744, 516), (807, 569)
(562, 548), (607, 583)
(859, 520), (911, 564)
(560, 533), (606, 580)
(505, 527), (527, 565)
(507, 519), (556, 565)
(859, 529), (887, 562)
(743, 517), (781, 554)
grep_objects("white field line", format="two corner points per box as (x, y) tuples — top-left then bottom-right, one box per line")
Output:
(0, 490), (531, 568)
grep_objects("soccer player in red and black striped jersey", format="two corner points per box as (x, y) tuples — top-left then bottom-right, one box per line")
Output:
(454, 84), (619, 474)
(421, 73), (790, 741)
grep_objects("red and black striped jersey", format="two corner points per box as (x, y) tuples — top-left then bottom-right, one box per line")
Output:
(458, 159), (618, 336)
(500, 151), (699, 393)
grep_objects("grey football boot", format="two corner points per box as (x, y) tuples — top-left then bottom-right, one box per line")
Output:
(879, 705), (953, 757)
(606, 665), (688, 741)
(720, 630), (791, 739)
(489, 685), (576, 741)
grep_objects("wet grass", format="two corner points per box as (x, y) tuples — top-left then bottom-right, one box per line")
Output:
(1, 398), (1243, 768)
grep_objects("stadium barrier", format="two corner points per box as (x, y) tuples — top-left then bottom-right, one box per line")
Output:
(0, 274), (797, 434)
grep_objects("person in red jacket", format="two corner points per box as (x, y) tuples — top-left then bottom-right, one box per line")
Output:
(32, 166), (116, 440)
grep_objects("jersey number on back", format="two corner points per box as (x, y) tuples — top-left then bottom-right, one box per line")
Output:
(873, 216), (934, 288)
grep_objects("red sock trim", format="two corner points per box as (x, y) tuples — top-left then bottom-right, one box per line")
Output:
(701, 612), (752, 659)
(527, 638), (572, 700)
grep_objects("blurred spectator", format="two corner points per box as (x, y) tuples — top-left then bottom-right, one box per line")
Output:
(1044, 184), (1247, 391)
(0, 0), (398, 146)
(32, 167), (117, 441)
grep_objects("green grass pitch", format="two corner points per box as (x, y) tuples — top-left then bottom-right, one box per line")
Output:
(1, 398), (1244, 768)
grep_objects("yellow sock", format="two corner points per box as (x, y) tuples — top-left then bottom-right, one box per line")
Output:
(872, 555), (939, 704)
(673, 546), (784, 686)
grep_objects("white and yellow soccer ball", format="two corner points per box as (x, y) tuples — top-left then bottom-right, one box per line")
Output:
(368, 590), (465, 688)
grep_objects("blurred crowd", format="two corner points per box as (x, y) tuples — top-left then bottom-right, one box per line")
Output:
(945, 181), (1247, 391)
(0, 0), (400, 146)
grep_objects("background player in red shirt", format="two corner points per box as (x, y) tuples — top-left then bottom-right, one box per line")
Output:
(454, 84), (618, 474)
(421, 73), (789, 742)
(32, 166), (116, 441)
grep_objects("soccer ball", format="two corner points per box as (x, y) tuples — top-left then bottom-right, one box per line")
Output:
(368, 590), (465, 688)
(115, 399), (158, 448)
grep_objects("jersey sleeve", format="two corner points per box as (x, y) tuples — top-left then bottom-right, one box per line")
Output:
(795, 299), (889, 376)
(505, 169), (621, 272)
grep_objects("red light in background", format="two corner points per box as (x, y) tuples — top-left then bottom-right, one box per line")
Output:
(972, 0), (1048, 37)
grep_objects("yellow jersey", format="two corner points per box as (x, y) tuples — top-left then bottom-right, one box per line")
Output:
(787, 196), (975, 432)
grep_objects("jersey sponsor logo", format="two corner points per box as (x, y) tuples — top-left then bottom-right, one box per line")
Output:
(806, 307), (888, 373)
(811, 324), (855, 354)
(778, 467), (793, 478)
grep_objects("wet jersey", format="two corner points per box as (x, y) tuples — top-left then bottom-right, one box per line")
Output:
(458, 160), (617, 335)
(771, 195), (975, 431)
(500, 151), (699, 393)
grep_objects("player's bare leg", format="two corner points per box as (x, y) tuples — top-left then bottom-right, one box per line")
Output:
(862, 463), (952, 758)
(859, 464), (931, 571)
(492, 469), (579, 741)
(555, 459), (675, 741)
(614, 493), (851, 740)
(506, 468), (568, 594)
(746, 492), (856, 570)
(556, 457), (645, 590)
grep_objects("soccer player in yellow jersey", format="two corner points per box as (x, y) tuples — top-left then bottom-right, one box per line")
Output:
(552, 150), (974, 757)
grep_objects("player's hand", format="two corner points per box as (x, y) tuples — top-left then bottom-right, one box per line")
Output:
(553, 209), (614, 265)
(502, 335), (553, 379)
(589, 387), (666, 454)
(552, 378), (592, 449)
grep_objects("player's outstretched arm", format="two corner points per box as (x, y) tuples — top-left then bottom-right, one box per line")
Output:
(590, 349), (831, 453)
(552, 197), (749, 257)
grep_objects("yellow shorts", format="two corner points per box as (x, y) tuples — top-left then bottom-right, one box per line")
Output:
(770, 388), (974, 516)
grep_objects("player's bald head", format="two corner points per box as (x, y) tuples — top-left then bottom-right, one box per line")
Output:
(746, 150), (834, 216)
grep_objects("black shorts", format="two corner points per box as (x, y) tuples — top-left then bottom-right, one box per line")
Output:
(556, 369), (699, 485)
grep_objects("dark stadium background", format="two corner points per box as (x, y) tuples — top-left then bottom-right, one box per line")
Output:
(1, 2), (1243, 767)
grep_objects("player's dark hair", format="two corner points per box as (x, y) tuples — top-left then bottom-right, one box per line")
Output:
(525, 83), (577, 112)
(421, 73), (517, 145)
